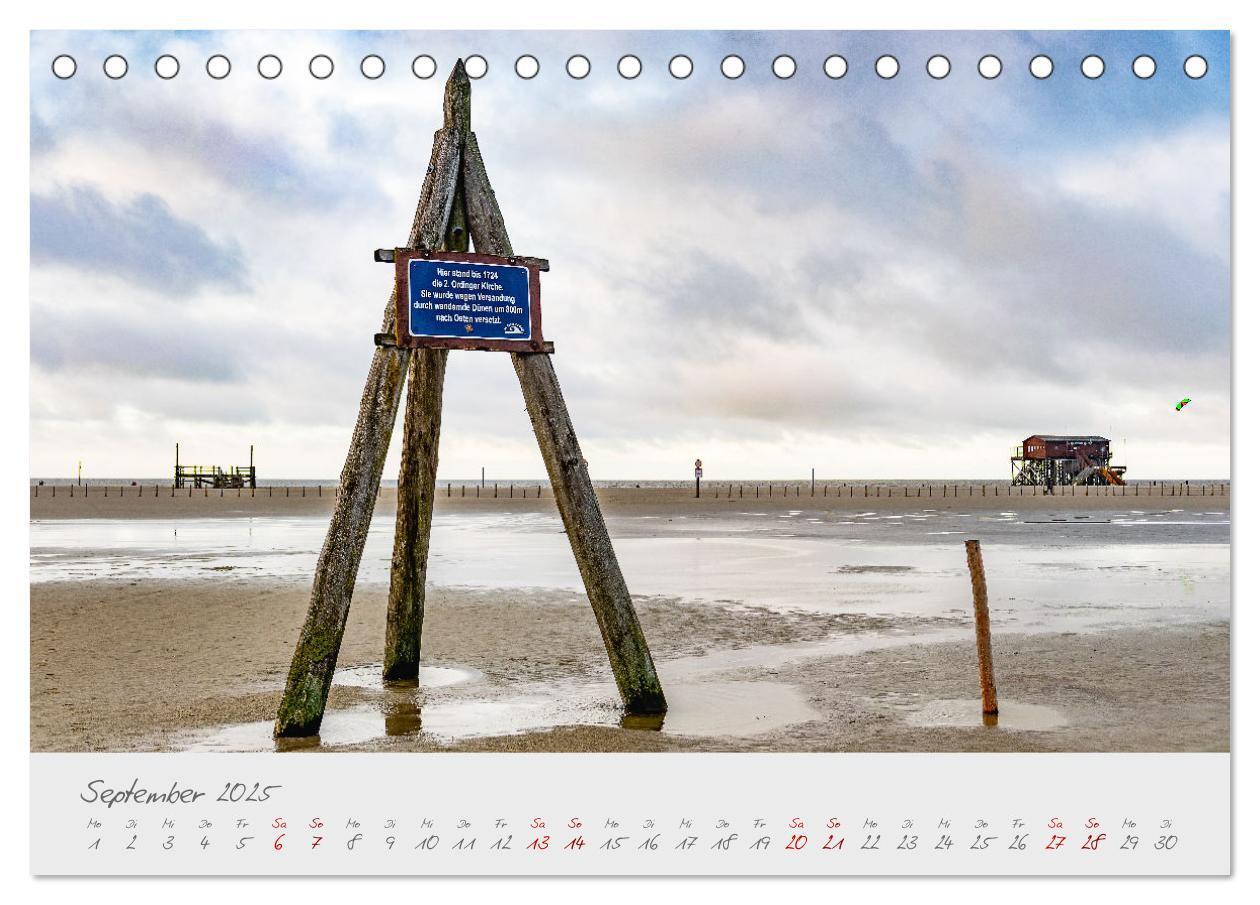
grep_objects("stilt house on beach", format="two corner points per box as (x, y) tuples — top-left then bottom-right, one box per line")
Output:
(1010, 434), (1126, 486)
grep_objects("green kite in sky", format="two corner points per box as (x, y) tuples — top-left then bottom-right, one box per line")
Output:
(1176, 397), (1192, 411)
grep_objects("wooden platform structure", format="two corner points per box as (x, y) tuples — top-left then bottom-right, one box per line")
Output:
(173, 443), (257, 489)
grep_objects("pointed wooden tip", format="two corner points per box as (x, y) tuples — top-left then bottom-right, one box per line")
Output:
(443, 59), (472, 133)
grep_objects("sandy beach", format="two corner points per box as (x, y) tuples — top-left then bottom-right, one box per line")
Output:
(30, 488), (1230, 753)
(30, 578), (1228, 754)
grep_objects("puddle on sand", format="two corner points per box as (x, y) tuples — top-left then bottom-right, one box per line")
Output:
(185, 693), (619, 752)
(244, 662), (482, 696)
(331, 663), (481, 689)
(182, 678), (821, 751)
(905, 699), (1068, 731)
(640, 682), (820, 737)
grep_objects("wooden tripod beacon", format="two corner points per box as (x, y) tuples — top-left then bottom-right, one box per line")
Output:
(274, 61), (667, 738)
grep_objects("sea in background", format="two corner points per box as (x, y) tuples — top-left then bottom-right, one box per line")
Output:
(30, 506), (1229, 632)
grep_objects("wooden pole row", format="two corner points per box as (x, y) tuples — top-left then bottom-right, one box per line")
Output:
(31, 484), (339, 497)
(29, 481), (1230, 500)
(702, 482), (1194, 498)
(703, 482), (1228, 498)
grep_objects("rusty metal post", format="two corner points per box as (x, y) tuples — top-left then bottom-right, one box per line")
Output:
(965, 539), (998, 715)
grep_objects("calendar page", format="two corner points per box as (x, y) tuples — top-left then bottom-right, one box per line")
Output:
(24, 22), (1232, 881)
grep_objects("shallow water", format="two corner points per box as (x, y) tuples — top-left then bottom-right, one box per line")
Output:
(185, 670), (821, 752)
(32, 508), (1228, 751)
(904, 699), (1069, 731)
(31, 509), (1230, 637)
(320, 663), (480, 690)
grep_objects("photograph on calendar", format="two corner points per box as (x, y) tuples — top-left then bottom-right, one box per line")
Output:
(29, 30), (1229, 757)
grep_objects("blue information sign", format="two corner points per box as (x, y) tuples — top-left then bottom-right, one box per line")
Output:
(407, 257), (532, 342)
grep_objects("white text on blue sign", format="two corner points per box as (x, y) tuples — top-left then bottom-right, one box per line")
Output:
(408, 259), (531, 341)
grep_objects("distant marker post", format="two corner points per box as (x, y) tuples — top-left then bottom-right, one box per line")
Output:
(965, 539), (999, 717)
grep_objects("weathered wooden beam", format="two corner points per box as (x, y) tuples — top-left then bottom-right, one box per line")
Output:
(383, 346), (449, 681)
(464, 132), (668, 715)
(274, 61), (471, 737)
(511, 353), (668, 714)
(375, 247), (550, 272)
(376, 332), (555, 354)
(383, 170), (469, 681)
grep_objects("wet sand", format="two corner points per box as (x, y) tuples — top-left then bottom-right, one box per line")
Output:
(29, 481), (1229, 521)
(30, 484), (1229, 753)
(443, 623), (1229, 754)
(30, 576), (1228, 753)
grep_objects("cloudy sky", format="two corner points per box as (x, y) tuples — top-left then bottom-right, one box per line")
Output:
(30, 30), (1230, 480)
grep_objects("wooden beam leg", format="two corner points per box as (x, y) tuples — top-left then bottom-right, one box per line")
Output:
(383, 347), (449, 681)
(462, 128), (666, 715)
(384, 169), (467, 682)
(274, 65), (471, 738)
(511, 352), (668, 714)
(273, 336), (411, 736)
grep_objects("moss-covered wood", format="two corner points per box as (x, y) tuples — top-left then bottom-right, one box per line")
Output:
(382, 347), (448, 681)
(274, 63), (472, 737)
(384, 69), (475, 682)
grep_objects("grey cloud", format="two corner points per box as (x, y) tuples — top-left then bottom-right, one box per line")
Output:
(87, 102), (388, 212)
(31, 185), (248, 295)
(534, 173), (1229, 442)
(915, 174), (1230, 365)
(30, 113), (54, 155)
(31, 310), (246, 383)
(639, 250), (805, 343)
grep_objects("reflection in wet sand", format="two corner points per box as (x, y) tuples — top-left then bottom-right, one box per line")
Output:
(905, 699), (1069, 731)
(184, 665), (822, 751)
(333, 663), (480, 690)
(184, 680), (1089, 750)
(384, 695), (424, 737)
